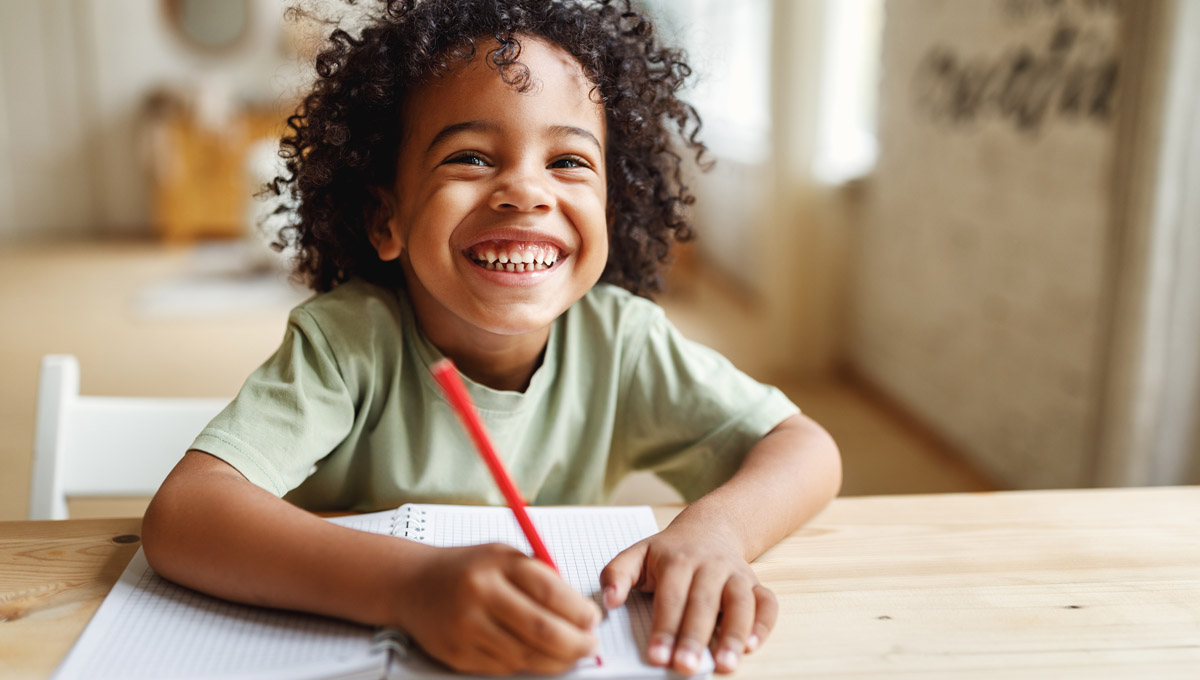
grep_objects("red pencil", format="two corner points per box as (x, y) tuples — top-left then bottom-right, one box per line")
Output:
(430, 359), (602, 668)
(430, 358), (556, 569)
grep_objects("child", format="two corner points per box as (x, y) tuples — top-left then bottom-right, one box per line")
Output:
(143, 0), (841, 676)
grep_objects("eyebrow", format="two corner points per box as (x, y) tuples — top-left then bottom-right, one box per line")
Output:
(426, 121), (496, 152)
(425, 121), (603, 154)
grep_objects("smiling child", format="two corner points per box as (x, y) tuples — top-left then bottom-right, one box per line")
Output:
(142, 0), (841, 676)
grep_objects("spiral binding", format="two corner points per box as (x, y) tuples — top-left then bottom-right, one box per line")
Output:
(392, 505), (429, 541)
(371, 628), (411, 660)
(376, 505), (427, 665)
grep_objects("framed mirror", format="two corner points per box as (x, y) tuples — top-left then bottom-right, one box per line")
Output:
(164, 0), (251, 53)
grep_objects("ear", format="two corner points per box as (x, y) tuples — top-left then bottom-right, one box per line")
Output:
(366, 186), (404, 262)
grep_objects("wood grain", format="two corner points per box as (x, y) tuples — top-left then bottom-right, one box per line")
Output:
(0, 518), (141, 680)
(3, 489), (1198, 679)
(737, 487), (1200, 678)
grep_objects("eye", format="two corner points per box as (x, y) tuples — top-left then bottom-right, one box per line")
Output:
(444, 152), (488, 166)
(549, 155), (590, 170)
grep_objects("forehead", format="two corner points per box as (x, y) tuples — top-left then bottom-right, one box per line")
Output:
(402, 37), (605, 141)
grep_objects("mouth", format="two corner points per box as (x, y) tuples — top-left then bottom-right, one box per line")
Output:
(465, 240), (561, 272)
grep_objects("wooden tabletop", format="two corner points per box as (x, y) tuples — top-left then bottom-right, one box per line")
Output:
(3, 487), (1198, 679)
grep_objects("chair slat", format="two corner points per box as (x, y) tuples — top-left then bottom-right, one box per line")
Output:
(30, 355), (229, 520)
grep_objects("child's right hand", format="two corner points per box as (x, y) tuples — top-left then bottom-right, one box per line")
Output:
(397, 543), (602, 675)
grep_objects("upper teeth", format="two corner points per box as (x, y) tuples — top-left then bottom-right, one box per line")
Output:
(470, 241), (559, 270)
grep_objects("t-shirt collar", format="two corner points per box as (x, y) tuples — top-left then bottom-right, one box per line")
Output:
(396, 288), (560, 413)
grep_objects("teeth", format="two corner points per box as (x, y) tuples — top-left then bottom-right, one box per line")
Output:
(475, 260), (556, 272)
(469, 241), (561, 271)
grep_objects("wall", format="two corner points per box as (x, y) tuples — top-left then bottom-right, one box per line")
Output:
(0, 1), (95, 241)
(848, 0), (1122, 489)
(0, 0), (290, 241)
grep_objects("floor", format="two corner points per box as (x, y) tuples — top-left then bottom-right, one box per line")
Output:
(0, 240), (994, 522)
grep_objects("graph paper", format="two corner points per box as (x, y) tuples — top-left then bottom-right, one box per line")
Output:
(53, 550), (385, 680)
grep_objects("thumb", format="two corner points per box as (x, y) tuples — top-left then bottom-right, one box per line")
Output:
(599, 540), (648, 610)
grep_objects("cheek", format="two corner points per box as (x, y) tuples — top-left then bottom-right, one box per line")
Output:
(405, 186), (476, 246)
(569, 189), (609, 247)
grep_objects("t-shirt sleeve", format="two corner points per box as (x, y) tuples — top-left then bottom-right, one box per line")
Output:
(615, 307), (800, 502)
(190, 308), (356, 496)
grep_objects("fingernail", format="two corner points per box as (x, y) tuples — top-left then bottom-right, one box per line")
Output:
(603, 584), (618, 607)
(648, 637), (673, 665)
(675, 647), (700, 673)
(717, 648), (740, 671)
(746, 633), (761, 652)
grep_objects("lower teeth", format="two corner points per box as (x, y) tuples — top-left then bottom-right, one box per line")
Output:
(474, 260), (553, 271)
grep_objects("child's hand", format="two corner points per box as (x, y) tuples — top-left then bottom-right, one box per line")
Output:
(599, 521), (777, 675)
(400, 543), (602, 675)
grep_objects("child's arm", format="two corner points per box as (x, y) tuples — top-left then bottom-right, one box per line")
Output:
(599, 412), (841, 675)
(143, 451), (601, 675)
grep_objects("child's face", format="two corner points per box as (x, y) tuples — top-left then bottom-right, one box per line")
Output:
(374, 37), (608, 343)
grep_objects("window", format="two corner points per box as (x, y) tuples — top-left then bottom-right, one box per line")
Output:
(812, 0), (884, 184)
(643, 0), (772, 164)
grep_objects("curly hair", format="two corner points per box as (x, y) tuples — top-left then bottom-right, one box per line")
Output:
(269, 0), (708, 297)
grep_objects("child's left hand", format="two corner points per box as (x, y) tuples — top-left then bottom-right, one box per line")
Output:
(599, 518), (777, 675)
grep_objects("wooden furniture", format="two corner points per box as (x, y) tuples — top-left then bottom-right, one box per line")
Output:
(2, 487), (1198, 679)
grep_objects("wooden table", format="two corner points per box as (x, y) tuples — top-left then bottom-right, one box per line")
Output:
(3, 487), (1198, 679)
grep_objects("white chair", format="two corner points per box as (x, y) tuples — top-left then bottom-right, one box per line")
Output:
(29, 355), (230, 520)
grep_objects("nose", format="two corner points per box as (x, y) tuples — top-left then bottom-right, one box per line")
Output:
(489, 162), (554, 213)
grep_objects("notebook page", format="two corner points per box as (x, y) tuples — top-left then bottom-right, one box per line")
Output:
(398, 505), (714, 678)
(53, 549), (385, 680)
(327, 508), (397, 535)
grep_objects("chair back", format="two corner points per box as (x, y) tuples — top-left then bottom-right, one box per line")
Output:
(29, 355), (229, 520)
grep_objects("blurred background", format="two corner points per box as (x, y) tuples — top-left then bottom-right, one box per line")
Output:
(2, 0), (1197, 521)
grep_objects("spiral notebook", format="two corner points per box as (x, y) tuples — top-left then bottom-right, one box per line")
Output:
(53, 505), (712, 680)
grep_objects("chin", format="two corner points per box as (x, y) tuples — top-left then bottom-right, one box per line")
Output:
(464, 305), (560, 337)
(477, 317), (555, 337)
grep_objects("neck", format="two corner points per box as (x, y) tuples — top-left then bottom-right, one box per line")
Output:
(442, 339), (548, 392)
(402, 288), (550, 393)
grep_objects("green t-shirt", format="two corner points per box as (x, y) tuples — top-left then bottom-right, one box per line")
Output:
(192, 278), (798, 512)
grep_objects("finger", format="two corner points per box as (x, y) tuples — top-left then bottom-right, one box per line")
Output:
(644, 559), (692, 667)
(464, 615), (572, 676)
(599, 540), (648, 609)
(491, 616), (591, 676)
(509, 557), (602, 630)
(746, 584), (778, 653)
(422, 609), (524, 676)
(670, 567), (728, 675)
(490, 567), (599, 662)
(455, 643), (518, 676)
(492, 615), (596, 675)
(712, 577), (757, 672)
